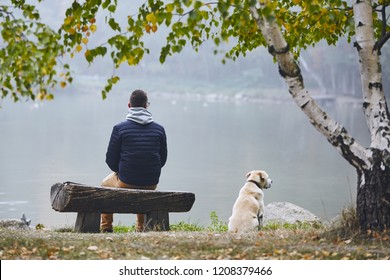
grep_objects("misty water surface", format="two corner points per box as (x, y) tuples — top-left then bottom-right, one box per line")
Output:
(0, 91), (369, 228)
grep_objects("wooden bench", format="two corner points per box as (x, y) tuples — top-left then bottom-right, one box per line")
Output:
(50, 182), (195, 233)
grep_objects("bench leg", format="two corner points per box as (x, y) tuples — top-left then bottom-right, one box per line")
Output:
(145, 211), (169, 231)
(75, 212), (101, 233)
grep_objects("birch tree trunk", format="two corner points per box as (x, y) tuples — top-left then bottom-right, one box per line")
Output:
(250, 0), (390, 231)
(353, 0), (390, 231)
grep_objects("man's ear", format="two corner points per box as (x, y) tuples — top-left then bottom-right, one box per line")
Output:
(128, 102), (131, 108)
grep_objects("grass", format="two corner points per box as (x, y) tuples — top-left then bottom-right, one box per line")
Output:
(1, 209), (389, 260)
(104, 211), (227, 233)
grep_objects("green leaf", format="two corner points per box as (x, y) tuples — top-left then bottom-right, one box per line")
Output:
(108, 18), (121, 31)
(108, 4), (116, 13)
(102, 0), (111, 9)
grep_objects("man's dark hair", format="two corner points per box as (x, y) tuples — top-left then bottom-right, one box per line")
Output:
(130, 89), (148, 107)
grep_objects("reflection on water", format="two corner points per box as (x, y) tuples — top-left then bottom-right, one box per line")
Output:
(0, 92), (369, 228)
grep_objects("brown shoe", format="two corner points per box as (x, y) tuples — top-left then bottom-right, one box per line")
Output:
(101, 228), (113, 233)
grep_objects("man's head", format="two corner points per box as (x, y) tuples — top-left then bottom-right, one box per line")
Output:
(129, 89), (149, 108)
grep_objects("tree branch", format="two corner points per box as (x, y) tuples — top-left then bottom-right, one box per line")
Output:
(381, 4), (386, 38)
(373, 4), (390, 53)
(176, 2), (220, 18)
(249, 4), (371, 170)
(373, 32), (390, 53)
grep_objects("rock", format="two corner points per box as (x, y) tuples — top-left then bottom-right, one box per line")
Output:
(0, 219), (31, 230)
(21, 213), (31, 226)
(263, 202), (321, 225)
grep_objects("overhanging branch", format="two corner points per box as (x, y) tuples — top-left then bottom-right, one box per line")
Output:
(249, 4), (371, 170)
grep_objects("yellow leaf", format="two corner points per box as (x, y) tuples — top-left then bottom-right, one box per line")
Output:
(60, 82), (67, 88)
(68, 27), (76, 35)
(37, 92), (44, 100)
(292, 0), (300, 5)
(82, 37), (89, 44)
(64, 16), (73, 25)
(127, 56), (135, 65)
(120, 56), (127, 63)
(321, 251), (330, 257)
(146, 12), (157, 24)
(90, 24), (97, 33)
(166, 3), (174, 13)
(76, 45), (82, 52)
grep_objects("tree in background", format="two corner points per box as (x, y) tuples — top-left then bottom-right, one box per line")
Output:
(1, 0), (389, 231)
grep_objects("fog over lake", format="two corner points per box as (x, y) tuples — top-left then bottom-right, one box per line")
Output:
(0, 89), (369, 228)
(0, 0), (375, 229)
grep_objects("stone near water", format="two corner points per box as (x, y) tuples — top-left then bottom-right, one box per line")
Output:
(263, 202), (321, 225)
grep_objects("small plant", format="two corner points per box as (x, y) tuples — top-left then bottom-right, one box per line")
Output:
(207, 211), (228, 232)
(35, 223), (45, 230)
(170, 221), (204, 231)
(326, 204), (360, 239)
(114, 225), (135, 233)
(339, 205), (359, 232)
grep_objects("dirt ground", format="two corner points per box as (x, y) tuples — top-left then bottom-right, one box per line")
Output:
(1, 227), (389, 260)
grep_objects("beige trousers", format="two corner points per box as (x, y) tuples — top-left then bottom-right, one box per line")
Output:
(100, 172), (157, 232)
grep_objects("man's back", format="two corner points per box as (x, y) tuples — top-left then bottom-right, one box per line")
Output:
(106, 119), (167, 186)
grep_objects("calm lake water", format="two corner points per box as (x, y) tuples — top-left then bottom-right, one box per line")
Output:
(0, 91), (369, 228)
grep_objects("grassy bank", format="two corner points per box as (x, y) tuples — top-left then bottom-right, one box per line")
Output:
(1, 212), (389, 260)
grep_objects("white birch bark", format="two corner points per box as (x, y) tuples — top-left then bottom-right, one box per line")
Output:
(249, 4), (372, 169)
(353, 0), (390, 151)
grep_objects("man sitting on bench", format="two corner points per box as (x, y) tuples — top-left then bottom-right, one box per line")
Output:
(101, 89), (168, 233)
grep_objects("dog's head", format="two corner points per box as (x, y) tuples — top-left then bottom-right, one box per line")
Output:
(246, 170), (272, 189)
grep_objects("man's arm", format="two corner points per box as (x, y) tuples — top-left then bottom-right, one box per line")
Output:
(160, 128), (168, 167)
(105, 126), (121, 172)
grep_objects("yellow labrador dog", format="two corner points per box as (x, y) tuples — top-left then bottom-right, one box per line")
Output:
(228, 170), (272, 233)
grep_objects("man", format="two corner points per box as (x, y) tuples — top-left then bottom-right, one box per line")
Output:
(100, 89), (168, 232)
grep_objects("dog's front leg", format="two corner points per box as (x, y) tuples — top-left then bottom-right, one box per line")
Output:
(257, 213), (264, 230)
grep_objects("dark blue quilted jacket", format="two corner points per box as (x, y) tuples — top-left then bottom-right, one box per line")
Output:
(105, 118), (167, 186)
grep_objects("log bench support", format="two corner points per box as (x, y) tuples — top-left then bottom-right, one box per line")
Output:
(75, 212), (101, 233)
(50, 182), (195, 233)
